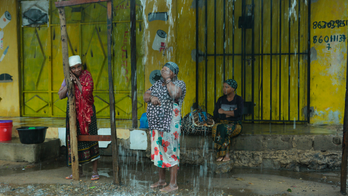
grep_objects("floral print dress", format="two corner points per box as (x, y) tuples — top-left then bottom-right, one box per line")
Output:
(151, 103), (181, 168)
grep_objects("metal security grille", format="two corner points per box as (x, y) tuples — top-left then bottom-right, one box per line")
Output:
(196, 0), (310, 123)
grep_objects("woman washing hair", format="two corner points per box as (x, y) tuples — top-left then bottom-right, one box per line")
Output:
(144, 62), (186, 193)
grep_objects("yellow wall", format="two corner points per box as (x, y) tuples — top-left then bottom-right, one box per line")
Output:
(0, 0), (20, 116)
(2, 0), (348, 125)
(142, 0), (200, 116)
(141, 0), (348, 124)
(142, 0), (196, 116)
(310, 0), (348, 124)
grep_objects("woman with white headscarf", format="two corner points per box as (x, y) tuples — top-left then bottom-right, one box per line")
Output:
(58, 55), (100, 181)
(144, 62), (186, 193)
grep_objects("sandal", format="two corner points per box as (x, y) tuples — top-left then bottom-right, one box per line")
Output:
(65, 174), (73, 180)
(91, 174), (100, 181)
(65, 173), (84, 180)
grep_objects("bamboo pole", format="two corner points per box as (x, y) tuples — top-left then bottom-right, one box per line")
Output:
(107, 0), (120, 185)
(340, 39), (348, 194)
(56, 0), (80, 181)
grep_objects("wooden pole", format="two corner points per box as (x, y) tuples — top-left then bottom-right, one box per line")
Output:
(341, 39), (348, 194)
(55, 0), (109, 8)
(56, 0), (79, 181)
(107, 0), (120, 185)
(130, 0), (137, 128)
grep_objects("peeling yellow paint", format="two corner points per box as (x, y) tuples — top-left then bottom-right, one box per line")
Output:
(310, 0), (348, 125)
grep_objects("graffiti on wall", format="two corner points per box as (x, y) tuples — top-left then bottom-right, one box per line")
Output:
(148, 12), (168, 22)
(152, 29), (167, 52)
(0, 73), (13, 83)
(0, 11), (11, 29)
(148, 11), (173, 58)
(151, 29), (173, 58)
(312, 19), (348, 50)
(0, 10), (12, 82)
(313, 20), (348, 29)
(149, 70), (161, 84)
(0, 11), (11, 50)
(21, 1), (49, 26)
(0, 46), (9, 62)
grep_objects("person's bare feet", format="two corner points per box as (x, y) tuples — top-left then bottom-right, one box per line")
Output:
(159, 184), (178, 193)
(150, 181), (167, 188)
(216, 157), (223, 162)
(222, 157), (230, 162)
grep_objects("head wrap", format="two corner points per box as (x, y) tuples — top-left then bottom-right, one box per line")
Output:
(225, 79), (238, 90)
(164, 62), (179, 75)
(69, 55), (82, 67)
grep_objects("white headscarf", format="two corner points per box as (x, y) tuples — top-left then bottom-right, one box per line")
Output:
(69, 55), (81, 67)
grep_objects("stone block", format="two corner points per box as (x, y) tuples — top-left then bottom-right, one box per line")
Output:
(0, 138), (60, 163)
(264, 135), (292, 150)
(293, 136), (313, 150)
(232, 135), (263, 151)
(313, 135), (341, 151)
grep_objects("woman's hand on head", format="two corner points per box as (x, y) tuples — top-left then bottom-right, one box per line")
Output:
(151, 96), (161, 106)
(218, 108), (225, 114)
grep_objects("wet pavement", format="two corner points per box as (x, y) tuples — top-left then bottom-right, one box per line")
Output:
(2, 117), (342, 135)
(0, 155), (344, 196)
(0, 117), (344, 195)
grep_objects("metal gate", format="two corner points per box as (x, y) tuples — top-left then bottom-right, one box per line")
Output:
(20, 0), (145, 119)
(196, 0), (310, 123)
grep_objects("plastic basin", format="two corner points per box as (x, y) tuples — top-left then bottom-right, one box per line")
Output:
(17, 127), (48, 144)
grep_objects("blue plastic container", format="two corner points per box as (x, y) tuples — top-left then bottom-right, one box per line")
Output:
(139, 113), (149, 128)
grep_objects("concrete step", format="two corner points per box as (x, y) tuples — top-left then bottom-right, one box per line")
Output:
(0, 138), (60, 163)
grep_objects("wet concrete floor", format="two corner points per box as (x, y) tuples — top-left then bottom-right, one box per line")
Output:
(1, 117), (342, 137)
(0, 155), (344, 196)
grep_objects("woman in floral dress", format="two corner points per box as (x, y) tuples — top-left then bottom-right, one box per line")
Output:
(143, 62), (186, 193)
